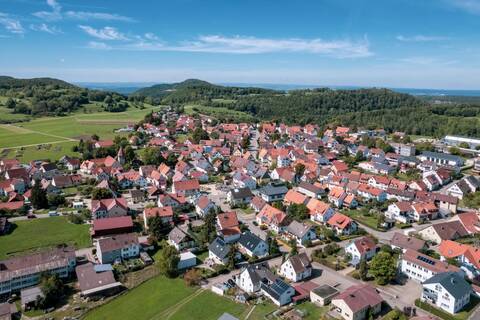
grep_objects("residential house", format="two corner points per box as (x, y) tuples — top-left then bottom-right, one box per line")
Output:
(143, 206), (174, 229)
(418, 221), (468, 244)
(307, 198), (335, 223)
(195, 195), (216, 217)
(250, 196), (267, 213)
(261, 278), (296, 306)
(400, 249), (460, 283)
(256, 204), (288, 233)
(447, 176), (480, 199)
(345, 237), (377, 266)
(385, 201), (414, 223)
(297, 181), (325, 199)
(390, 232), (426, 253)
(75, 263), (122, 298)
(279, 253), (312, 282)
(237, 232), (268, 258)
(283, 189), (308, 206)
(217, 211), (241, 243)
(208, 237), (233, 265)
(90, 198), (128, 220)
(172, 179), (200, 197)
(236, 262), (277, 294)
(438, 240), (480, 279)
(228, 187), (254, 207)
(168, 226), (196, 251)
(258, 183), (289, 203)
(96, 233), (140, 264)
(422, 272), (471, 314)
(418, 152), (464, 168)
(284, 220), (317, 246)
(331, 284), (383, 320)
(92, 216), (134, 238)
(327, 213), (358, 235)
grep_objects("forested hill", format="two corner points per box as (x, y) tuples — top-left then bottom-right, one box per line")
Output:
(0, 76), (130, 117)
(132, 79), (274, 102)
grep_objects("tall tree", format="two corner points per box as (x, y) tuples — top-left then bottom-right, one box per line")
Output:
(369, 251), (397, 285)
(157, 242), (180, 278)
(31, 180), (48, 209)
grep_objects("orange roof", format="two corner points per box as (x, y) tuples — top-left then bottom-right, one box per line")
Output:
(306, 198), (331, 216)
(439, 240), (480, 269)
(144, 206), (174, 218)
(258, 204), (287, 226)
(284, 190), (308, 205)
(329, 186), (346, 199)
(327, 212), (353, 230)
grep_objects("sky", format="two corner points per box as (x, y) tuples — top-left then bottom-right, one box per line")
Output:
(1, 0), (480, 89)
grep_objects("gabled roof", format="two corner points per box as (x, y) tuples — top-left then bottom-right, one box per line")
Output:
(208, 237), (230, 260)
(352, 237), (376, 254)
(286, 253), (311, 274)
(390, 232), (425, 251)
(423, 272), (471, 299)
(238, 232), (264, 251)
(327, 212), (353, 230)
(333, 284), (383, 313)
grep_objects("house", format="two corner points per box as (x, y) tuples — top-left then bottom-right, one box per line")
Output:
(168, 226), (196, 251)
(129, 189), (144, 204)
(328, 187), (347, 207)
(256, 204), (287, 233)
(0, 247), (76, 295)
(400, 249), (460, 283)
(447, 176), (480, 199)
(257, 183), (289, 203)
(453, 211), (480, 235)
(331, 284), (383, 320)
(283, 189), (308, 206)
(208, 237), (232, 265)
(438, 240), (480, 279)
(297, 181), (324, 199)
(250, 196), (267, 213)
(195, 195), (216, 217)
(143, 206), (174, 229)
(75, 263), (122, 298)
(284, 220), (316, 246)
(385, 201), (414, 223)
(327, 213), (358, 235)
(172, 179), (200, 197)
(357, 184), (387, 202)
(411, 201), (438, 222)
(96, 233), (140, 264)
(178, 252), (197, 270)
(307, 198), (335, 223)
(279, 253), (312, 282)
(92, 216), (134, 237)
(91, 198), (128, 220)
(217, 211), (241, 243)
(236, 262), (277, 293)
(422, 272), (472, 314)
(418, 151), (464, 168)
(345, 237), (377, 266)
(390, 232), (426, 252)
(310, 284), (339, 306)
(391, 142), (416, 156)
(232, 172), (257, 190)
(227, 187), (254, 207)
(237, 232), (268, 258)
(418, 221), (468, 244)
(261, 278), (296, 306)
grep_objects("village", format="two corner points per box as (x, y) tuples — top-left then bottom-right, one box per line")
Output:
(1, 106), (480, 320)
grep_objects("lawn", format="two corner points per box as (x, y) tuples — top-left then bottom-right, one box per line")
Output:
(0, 217), (91, 259)
(415, 296), (480, 320)
(342, 208), (384, 231)
(83, 275), (283, 320)
(2, 141), (80, 162)
(0, 125), (66, 148)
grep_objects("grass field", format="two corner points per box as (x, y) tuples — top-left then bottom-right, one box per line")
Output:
(83, 275), (283, 320)
(0, 105), (162, 161)
(0, 217), (91, 259)
(184, 104), (255, 122)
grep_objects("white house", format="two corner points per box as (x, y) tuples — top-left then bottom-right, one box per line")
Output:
(345, 237), (377, 266)
(421, 272), (471, 314)
(284, 220), (317, 246)
(260, 278), (296, 306)
(96, 233), (140, 264)
(279, 253), (312, 282)
(400, 249), (461, 283)
(237, 232), (268, 258)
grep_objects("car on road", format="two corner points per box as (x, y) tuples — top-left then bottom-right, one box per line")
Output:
(27, 214), (36, 219)
(48, 211), (59, 216)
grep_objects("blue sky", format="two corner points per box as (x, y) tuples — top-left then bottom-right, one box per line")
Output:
(1, 0), (480, 89)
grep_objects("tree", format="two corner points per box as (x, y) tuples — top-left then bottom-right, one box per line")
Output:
(124, 146), (136, 163)
(5, 98), (16, 109)
(157, 242), (180, 278)
(47, 194), (66, 207)
(369, 251), (397, 285)
(31, 180), (48, 209)
(198, 211), (217, 244)
(91, 187), (113, 200)
(39, 273), (64, 308)
(148, 215), (172, 240)
(184, 269), (202, 286)
(267, 235), (280, 255)
(289, 238), (298, 256)
(142, 147), (166, 166)
(240, 135), (250, 149)
(287, 203), (309, 221)
(294, 163), (306, 177)
(226, 245), (237, 270)
(191, 127), (209, 144)
(358, 257), (368, 281)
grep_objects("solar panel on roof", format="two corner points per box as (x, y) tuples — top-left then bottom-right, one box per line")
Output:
(417, 255), (436, 265)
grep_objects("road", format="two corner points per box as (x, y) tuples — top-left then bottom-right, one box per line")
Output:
(248, 128), (260, 158)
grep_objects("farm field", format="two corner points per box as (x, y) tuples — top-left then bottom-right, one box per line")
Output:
(0, 217), (91, 259)
(0, 105), (162, 161)
(184, 104), (255, 122)
(84, 275), (280, 320)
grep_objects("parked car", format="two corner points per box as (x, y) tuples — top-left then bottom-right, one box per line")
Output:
(27, 214), (36, 219)
(48, 211), (59, 217)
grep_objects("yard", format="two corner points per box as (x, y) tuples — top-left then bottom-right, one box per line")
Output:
(0, 217), (91, 259)
(415, 296), (480, 320)
(342, 208), (384, 231)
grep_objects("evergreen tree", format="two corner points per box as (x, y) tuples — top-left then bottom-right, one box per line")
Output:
(31, 180), (48, 209)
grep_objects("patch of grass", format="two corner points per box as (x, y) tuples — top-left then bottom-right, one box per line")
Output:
(184, 104), (255, 122)
(342, 208), (384, 231)
(3, 141), (80, 162)
(296, 302), (329, 320)
(0, 217), (90, 259)
(83, 276), (196, 320)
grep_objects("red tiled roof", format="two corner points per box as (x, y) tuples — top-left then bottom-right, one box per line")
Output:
(93, 216), (133, 232)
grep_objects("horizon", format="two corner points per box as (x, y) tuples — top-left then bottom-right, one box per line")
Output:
(1, 0), (480, 89)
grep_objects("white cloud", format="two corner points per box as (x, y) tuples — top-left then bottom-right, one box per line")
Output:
(33, 0), (134, 22)
(87, 34), (373, 58)
(399, 56), (458, 65)
(79, 25), (128, 41)
(0, 12), (25, 34)
(446, 0), (480, 14)
(86, 41), (111, 50)
(396, 35), (449, 42)
(30, 23), (62, 34)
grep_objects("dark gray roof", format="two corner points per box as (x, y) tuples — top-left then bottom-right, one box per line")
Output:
(259, 184), (288, 196)
(238, 232), (264, 251)
(261, 278), (292, 300)
(420, 151), (463, 163)
(286, 220), (313, 238)
(423, 272), (471, 299)
(287, 253), (311, 273)
(208, 237), (230, 260)
(312, 284), (339, 298)
(229, 187), (253, 200)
